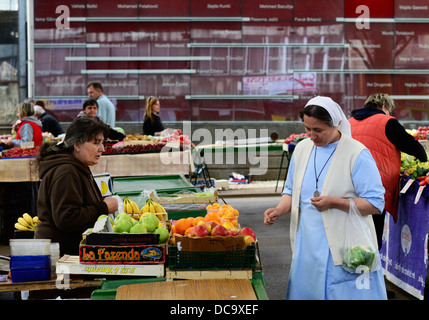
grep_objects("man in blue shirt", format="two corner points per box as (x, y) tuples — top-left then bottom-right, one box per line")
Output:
(86, 82), (116, 127)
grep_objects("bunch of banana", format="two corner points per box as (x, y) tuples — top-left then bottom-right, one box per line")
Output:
(123, 197), (140, 219)
(15, 213), (40, 231)
(140, 199), (166, 215)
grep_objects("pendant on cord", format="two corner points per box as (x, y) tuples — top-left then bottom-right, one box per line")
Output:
(313, 190), (320, 197)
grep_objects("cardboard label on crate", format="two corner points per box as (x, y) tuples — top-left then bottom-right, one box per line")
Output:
(79, 243), (165, 264)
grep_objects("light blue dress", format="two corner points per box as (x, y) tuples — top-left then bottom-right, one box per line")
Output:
(283, 140), (387, 300)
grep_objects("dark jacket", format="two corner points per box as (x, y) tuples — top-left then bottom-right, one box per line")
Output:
(143, 113), (164, 136)
(40, 113), (64, 137)
(35, 153), (108, 255)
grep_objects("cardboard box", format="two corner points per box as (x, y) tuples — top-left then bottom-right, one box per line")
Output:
(79, 239), (165, 264)
(82, 217), (161, 246)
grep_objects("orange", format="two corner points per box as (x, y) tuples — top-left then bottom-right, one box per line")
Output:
(212, 203), (220, 209)
(232, 208), (239, 216)
(186, 217), (194, 226)
(192, 216), (205, 226)
(204, 211), (221, 223)
(174, 218), (192, 235)
(184, 226), (194, 237)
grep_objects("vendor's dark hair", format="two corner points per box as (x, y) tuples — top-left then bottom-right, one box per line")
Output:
(38, 117), (110, 161)
(83, 99), (98, 110)
(298, 105), (334, 127)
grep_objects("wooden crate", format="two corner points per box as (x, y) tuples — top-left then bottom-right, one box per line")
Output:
(150, 190), (218, 204)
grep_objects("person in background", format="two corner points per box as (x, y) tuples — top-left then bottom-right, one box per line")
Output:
(264, 96), (387, 300)
(87, 82), (116, 127)
(142, 96), (169, 136)
(33, 105), (64, 137)
(35, 117), (118, 255)
(2, 102), (43, 147)
(76, 99), (125, 142)
(349, 93), (427, 249)
(76, 99), (99, 119)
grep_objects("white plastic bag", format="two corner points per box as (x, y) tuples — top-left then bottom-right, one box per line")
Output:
(342, 199), (380, 273)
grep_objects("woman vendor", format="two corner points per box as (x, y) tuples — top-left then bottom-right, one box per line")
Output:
(2, 102), (43, 147)
(142, 96), (169, 136)
(35, 117), (118, 255)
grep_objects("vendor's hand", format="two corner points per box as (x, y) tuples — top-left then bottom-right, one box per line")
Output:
(104, 196), (118, 214)
(311, 196), (334, 212)
(4, 137), (13, 146)
(264, 207), (280, 225)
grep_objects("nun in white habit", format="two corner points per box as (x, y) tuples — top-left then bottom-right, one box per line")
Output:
(264, 96), (387, 300)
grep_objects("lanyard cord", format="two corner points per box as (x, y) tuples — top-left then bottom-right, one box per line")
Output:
(313, 146), (337, 191)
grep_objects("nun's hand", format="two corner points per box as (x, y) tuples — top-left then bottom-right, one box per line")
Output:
(310, 196), (333, 212)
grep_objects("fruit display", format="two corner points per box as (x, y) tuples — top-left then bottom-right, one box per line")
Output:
(124, 133), (159, 143)
(406, 127), (429, 140)
(284, 133), (308, 145)
(160, 129), (194, 148)
(103, 211), (169, 244)
(170, 202), (256, 246)
(123, 197), (166, 220)
(14, 213), (41, 231)
(401, 152), (429, 180)
(1, 146), (40, 158)
(103, 142), (165, 155)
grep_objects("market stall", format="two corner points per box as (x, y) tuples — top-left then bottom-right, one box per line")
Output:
(381, 178), (429, 300)
(381, 139), (429, 300)
(1, 187), (268, 300)
(0, 151), (191, 182)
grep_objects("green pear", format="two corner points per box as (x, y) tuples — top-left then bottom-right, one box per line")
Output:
(154, 226), (169, 244)
(97, 214), (108, 220)
(130, 223), (148, 234)
(144, 213), (159, 227)
(113, 213), (133, 233)
(141, 215), (157, 232)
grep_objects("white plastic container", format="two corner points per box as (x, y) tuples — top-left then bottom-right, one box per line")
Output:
(10, 239), (51, 256)
(50, 242), (60, 266)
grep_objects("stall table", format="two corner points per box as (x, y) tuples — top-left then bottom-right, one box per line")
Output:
(0, 150), (191, 182)
(116, 279), (257, 300)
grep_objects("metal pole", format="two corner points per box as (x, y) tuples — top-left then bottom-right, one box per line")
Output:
(26, 0), (34, 98)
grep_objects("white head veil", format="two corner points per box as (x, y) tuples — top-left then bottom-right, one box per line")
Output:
(304, 96), (351, 136)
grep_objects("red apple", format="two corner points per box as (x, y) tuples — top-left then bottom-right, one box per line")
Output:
(239, 227), (256, 240)
(197, 220), (211, 234)
(228, 229), (238, 236)
(211, 224), (229, 237)
(207, 221), (219, 232)
(192, 224), (209, 237)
